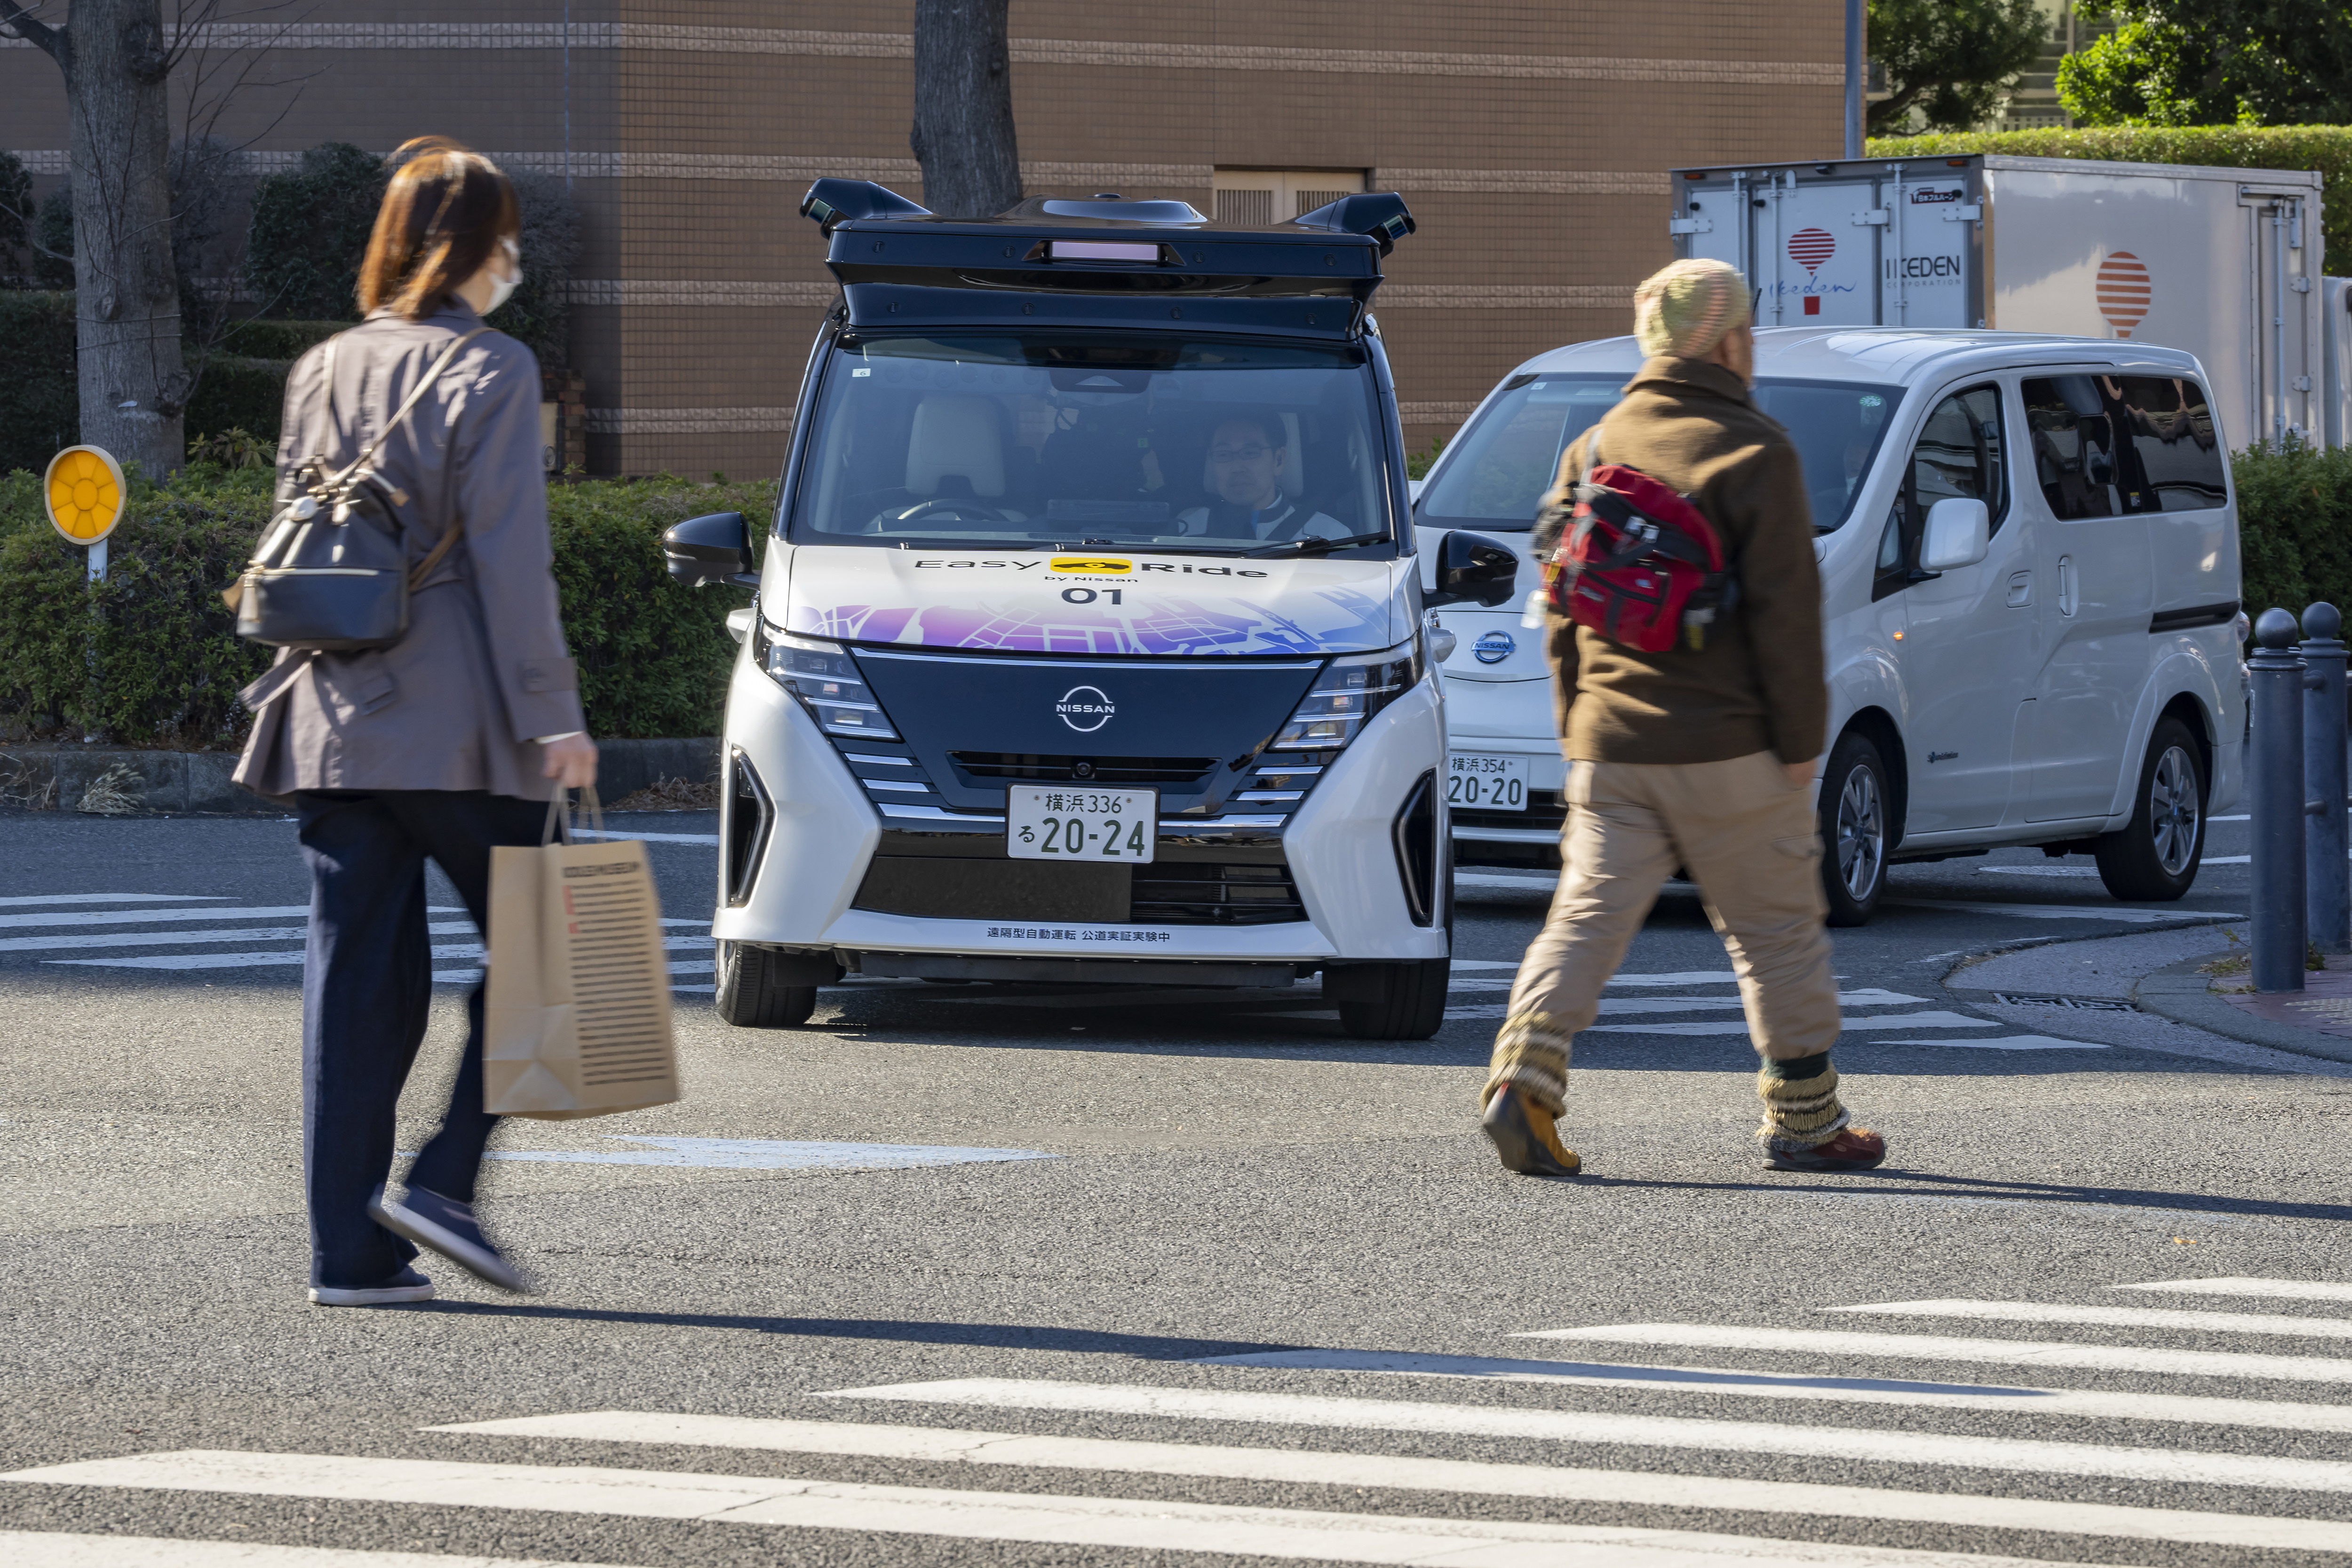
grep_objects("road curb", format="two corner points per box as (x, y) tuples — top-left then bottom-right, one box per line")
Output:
(2131, 955), (2352, 1065)
(0, 737), (719, 816)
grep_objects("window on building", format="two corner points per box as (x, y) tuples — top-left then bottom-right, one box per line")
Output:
(1212, 169), (1367, 225)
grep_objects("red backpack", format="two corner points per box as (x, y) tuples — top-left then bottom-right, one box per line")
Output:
(1538, 433), (1737, 653)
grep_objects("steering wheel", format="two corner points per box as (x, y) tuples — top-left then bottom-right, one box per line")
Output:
(893, 498), (1012, 524)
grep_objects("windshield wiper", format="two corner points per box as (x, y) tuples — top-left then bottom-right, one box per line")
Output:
(1243, 531), (1392, 557)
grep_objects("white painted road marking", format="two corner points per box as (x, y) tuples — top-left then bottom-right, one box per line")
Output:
(1855, 1035), (2111, 1051)
(0, 905), (318, 930)
(0, 894), (227, 908)
(432, 1409), (2352, 1553)
(0, 1449), (2124, 1568)
(1585, 1011), (1998, 1036)
(826, 1375), (2352, 1493)
(0, 925), (310, 953)
(1517, 1321), (2352, 1383)
(571, 828), (723, 845)
(2117, 1276), (2352, 1302)
(1833, 1298), (2352, 1340)
(0, 1532), (634, 1567)
(481, 1137), (1054, 1171)
(1883, 899), (2245, 924)
(1194, 1347), (2352, 1432)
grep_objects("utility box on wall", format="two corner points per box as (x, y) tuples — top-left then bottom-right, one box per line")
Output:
(540, 370), (588, 475)
(1669, 154), (2325, 450)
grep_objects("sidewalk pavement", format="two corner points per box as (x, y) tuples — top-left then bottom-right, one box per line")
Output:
(1942, 921), (2352, 1075)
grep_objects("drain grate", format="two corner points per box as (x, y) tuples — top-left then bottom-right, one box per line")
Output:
(1989, 992), (2135, 1011)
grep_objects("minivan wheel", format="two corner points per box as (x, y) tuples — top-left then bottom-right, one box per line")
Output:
(1819, 731), (1890, 927)
(714, 940), (819, 1028)
(1327, 958), (1450, 1040)
(2094, 716), (2206, 902)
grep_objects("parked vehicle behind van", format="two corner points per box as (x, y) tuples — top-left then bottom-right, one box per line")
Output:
(662, 180), (1522, 1037)
(1417, 327), (2244, 923)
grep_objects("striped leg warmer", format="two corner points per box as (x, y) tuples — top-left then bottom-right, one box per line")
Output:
(1484, 1011), (1573, 1115)
(1756, 1050), (1851, 1151)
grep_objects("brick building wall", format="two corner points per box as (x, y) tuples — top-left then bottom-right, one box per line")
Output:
(0, 2), (1845, 477)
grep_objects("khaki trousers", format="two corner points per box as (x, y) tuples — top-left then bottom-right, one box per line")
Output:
(1506, 750), (1840, 1062)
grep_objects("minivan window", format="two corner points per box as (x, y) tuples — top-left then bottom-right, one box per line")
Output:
(2021, 374), (2226, 517)
(1415, 372), (1899, 533)
(790, 334), (1393, 553)
(1874, 382), (2004, 601)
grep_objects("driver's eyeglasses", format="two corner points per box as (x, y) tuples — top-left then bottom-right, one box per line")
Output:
(1209, 445), (1273, 464)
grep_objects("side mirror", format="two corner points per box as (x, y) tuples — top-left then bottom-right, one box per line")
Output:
(1918, 498), (1990, 573)
(1426, 529), (1518, 608)
(662, 511), (756, 587)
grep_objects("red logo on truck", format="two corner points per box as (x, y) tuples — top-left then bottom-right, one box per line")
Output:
(2096, 252), (2152, 338)
(1788, 229), (1834, 314)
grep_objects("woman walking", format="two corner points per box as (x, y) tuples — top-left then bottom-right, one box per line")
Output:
(234, 136), (596, 1306)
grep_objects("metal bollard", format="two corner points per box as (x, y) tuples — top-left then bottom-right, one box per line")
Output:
(2251, 607), (2310, 991)
(2305, 602), (2351, 955)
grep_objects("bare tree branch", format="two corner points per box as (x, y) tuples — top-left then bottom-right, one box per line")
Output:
(0, 0), (66, 65)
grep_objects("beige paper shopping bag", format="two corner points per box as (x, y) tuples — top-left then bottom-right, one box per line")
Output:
(484, 810), (680, 1120)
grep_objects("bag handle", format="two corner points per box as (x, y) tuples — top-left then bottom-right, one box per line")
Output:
(541, 786), (606, 847)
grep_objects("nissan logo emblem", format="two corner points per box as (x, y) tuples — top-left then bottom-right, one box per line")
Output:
(1055, 685), (1116, 732)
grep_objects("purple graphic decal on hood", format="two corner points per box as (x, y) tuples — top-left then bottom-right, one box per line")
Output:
(793, 588), (1392, 657)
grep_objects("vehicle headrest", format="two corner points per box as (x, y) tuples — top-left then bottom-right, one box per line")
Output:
(906, 396), (1006, 498)
(1201, 412), (1305, 495)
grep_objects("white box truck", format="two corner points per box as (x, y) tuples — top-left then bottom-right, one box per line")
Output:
(1670, 154), (2322, 449)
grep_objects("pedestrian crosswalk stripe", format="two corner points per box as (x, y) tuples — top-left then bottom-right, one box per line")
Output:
(43, 949), (311, 971)
(0, 1449), (2218, 1568)
(0, 905), (318, 930)
(1857, 1036), (2111, 1051)
(0, 925), (311, 953)
(2116, 1276), (2352, 1302)
(0, 1531), (628, 1567)
(1883, 898), (2245, 925)
(1441, 988), (1928, 1012)
(0, 893), (227, 908)
(825, 1376), (2352, 1493)
(1834, 1298), (2352, 1340)
(429, 1409), (2352, 1553)
(1585, 1011), (1997, 1036)
(1196, 1347), (2352, 1433)
(1518, 1321), (2352, 1383)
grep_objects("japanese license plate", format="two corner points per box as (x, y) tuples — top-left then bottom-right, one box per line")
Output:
(1007, 784), (1157, 864)
(1447, 753), (1530, 812)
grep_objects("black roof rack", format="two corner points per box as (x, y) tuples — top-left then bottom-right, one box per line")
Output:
(797, 180), (1415, 340)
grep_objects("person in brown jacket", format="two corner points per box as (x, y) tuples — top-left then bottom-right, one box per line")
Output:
(1480, 257), (1887, 1178)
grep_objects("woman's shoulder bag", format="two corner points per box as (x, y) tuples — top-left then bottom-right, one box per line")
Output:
(226, 325), (491, 653)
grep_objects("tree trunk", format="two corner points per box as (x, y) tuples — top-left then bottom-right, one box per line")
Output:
(910, 0), (1021, 218)
(64, 0), (187, 477)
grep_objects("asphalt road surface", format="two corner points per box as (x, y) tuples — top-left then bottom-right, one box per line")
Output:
(6, 804), (2351, 1568)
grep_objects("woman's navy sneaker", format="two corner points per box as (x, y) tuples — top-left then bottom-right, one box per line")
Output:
(309, 1266), (434, 1307)
(368, 1185), (532, 1292)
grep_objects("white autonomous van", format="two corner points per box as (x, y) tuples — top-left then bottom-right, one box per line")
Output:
(661, 180), (1520, 1036)
(1415, 327), (2244, 923)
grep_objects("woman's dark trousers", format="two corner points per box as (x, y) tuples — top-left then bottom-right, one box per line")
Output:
(297, 789), (547, 1289)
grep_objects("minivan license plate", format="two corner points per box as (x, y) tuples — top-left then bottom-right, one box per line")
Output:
(1007, 785), (1157, 864)
(1448, 753), (1529, 811)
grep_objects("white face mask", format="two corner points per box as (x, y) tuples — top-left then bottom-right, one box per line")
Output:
(484, 235), (523, 314)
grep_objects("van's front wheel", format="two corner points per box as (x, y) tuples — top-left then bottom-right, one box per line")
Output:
(2095, 717), (2206, 902)
(1819, 731), (1890, 927)
(1326, 959), (1450, 1040)
(714, 941), (819, 1028)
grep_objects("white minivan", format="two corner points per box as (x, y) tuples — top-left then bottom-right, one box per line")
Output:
(663, 181), (1523, 1037)
(1415, 327), (2244, 923)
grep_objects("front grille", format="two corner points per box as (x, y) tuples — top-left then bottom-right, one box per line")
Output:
(1131, 862), (1306, 925)
(950, 752), (1220, 787)
(1453, 787), (1569, 834)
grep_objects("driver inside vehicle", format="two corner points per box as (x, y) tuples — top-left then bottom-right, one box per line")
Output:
(1178, 414), (1348, 541)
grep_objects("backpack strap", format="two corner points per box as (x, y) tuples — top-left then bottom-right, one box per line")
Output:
(324, 326), (493, 491)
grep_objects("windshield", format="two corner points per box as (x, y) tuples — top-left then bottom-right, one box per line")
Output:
(790, 334), (1395, 553)
(1416, 372), (1901, 533)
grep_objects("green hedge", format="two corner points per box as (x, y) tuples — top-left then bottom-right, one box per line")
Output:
(0, 292), (79, 478)
(1870, 127), (2352, 268)
(0, 469), (770, 748)
(2234, 442), (2352, 623)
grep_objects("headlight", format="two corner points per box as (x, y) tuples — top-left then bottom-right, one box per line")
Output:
(1270, 638), (1422, 751)
(751, 621), (900, 740)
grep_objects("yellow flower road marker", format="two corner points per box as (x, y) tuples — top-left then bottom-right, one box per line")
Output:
(44, 445), (126, 580)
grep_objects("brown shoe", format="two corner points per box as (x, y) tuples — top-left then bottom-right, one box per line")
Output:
(1764, 1126), (1887, 1172)
(1481, 1084), (1583, 1178)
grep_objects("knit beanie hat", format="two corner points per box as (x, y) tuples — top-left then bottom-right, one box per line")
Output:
(1632, 258), (1749, 359)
